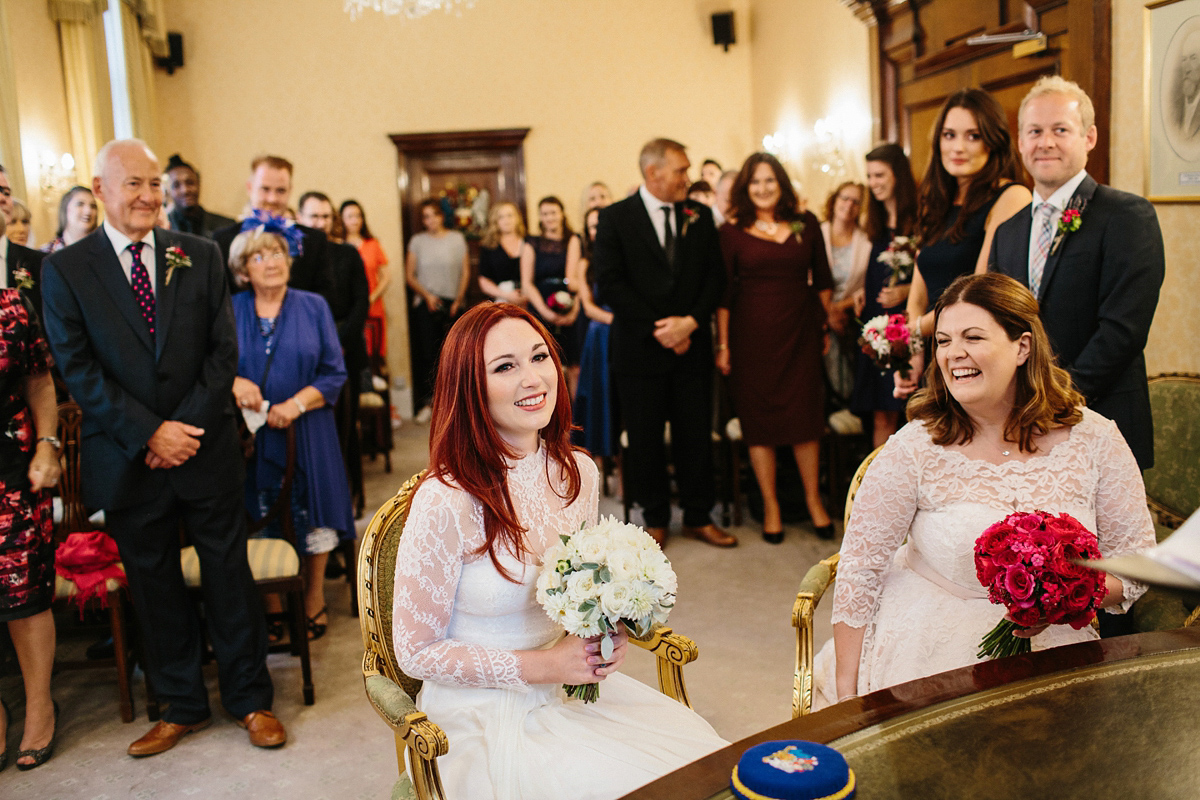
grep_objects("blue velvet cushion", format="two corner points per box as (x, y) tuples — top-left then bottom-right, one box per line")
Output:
(731, 740), (856, 800)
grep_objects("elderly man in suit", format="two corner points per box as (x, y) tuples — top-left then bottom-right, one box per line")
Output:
(593, 138), (735, 548)
(0, 165), (45, 314)
(989, 76), (1164, 474)
(164, 154), (235, 239)
(42, 140), (285, 756)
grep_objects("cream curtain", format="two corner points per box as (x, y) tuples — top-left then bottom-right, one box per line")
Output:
(118, 0), (157, 148)
(0, 0), (27, 199)
(50, 0), (114, 184)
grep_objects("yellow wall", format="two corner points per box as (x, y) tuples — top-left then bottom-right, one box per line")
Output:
(7, 0), (75, 245)
(1111, 0), (1200, 376)
(154, 0), (756, 394)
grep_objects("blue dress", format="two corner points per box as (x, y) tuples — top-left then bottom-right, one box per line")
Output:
(528, 235), (581, 364)
(851, 226), (909, 414)
(915, 185), (1014, 308)
(233, 290), (354, 554)
(571, 281), (614, 457)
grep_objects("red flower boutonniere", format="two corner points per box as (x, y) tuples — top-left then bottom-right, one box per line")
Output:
(680, 206), (701, 237)
(164, 246), (192, 286)
(12, 267), (33, 290)
(1048, 199), (1087, 257)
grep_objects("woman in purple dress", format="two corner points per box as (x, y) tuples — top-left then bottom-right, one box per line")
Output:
(229, 224), (353, 641)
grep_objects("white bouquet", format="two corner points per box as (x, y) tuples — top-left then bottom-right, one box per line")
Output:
(536, 516), (678, 702)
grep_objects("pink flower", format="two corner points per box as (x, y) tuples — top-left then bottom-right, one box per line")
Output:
(1004, 566), (1036, 603)
(884, 323), (909, 343)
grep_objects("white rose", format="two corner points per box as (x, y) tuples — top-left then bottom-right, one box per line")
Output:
(573, 531), (608, 565)
(565, 569), (599, 602)
(605, 549), (640, 583)
(600, 582), (635, 620)
(536, 567), (563, 599)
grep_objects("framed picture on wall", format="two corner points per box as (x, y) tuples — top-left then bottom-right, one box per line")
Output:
(1145, 0), (1200, 202)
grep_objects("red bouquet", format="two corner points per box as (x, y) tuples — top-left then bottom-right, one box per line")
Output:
(973, 510), (1107, 659)
(858, 313), (924, 379)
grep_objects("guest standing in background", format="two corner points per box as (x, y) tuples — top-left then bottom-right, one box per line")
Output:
(897, 88), (1031, 397)
(341, 200), (390, 360)
(700, 159), (723, 189)
(406, 198), (469, 422)
(477, 202), (527, 306)
(39, 186), (98, 255)
(521, 196), (582, 393)
(164, 155), (235, 239)
(581, 181), (614, 221)
(1, 166), (46, 316)
(571, 206), (615, 461)
(850, 144), (919, 447)
(712, 169), (738, 227)
(819, 181), (870, 403)
(229, 226), (354, 642)
(687, 181), (716, 208)
(7, 198), (32, 247)
(716, 153), (835, 544)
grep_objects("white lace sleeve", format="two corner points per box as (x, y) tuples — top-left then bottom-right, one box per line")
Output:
(1088, 413), (1156, 613)
(391, 477), (526, 688)
(831, 427), (922, 628)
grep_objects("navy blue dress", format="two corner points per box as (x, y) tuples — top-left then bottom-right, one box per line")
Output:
(851, 227), (910, 414)
(571, 279), (615, 457)
(915, 185), (1013, 309)
(234, 290), (354, 554)
(528, 235), (580, 365)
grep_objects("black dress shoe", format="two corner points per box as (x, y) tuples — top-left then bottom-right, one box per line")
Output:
(762, 530), (784, 544)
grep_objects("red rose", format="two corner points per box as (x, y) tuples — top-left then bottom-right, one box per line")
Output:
(976, 556), (1002, 587)
(1009, 606), (1042, 627)
(1004, 566), (1037, 604)
(1010, 513), (1045, 532)
(1062, 579), (1097, 615)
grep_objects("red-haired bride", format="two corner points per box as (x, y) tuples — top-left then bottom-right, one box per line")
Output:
(391, 303), (725, 800)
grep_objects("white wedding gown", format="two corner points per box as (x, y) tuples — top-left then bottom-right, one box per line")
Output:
(392, 447), (727, 800)
(813, 409), (1156, 709)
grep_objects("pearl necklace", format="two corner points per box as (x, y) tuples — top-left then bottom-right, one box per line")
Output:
(753, 219), (778, 235)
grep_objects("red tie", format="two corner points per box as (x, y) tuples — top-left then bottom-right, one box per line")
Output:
(129, 241), (155, 342)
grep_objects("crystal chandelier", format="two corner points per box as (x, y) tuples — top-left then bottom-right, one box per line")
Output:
(344, 0), (476, 19)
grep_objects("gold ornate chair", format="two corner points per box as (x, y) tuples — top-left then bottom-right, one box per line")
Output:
(358, 470), (701, 800)
(791, 445), (883, 718)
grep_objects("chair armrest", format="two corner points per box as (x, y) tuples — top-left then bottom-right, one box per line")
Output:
(363, 655), (449, 800)
(629, 625), (698, 708)
(792, 554), (840, 718)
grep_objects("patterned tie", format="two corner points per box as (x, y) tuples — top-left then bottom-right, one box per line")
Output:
(1029, 203), (1056, 298)
(129, 241), (156, 342)
(661, 205), (675, 266)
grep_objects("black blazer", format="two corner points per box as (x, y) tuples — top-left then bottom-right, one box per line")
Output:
(6, 238), (44, 317)
(593, 195), (725, 376)
(168, 205), (236, 239)
(213, 220), (336, 307)
(988, 175), (1164, 468)
(41, 227), (245, 510)
(327, 240), (370, 376)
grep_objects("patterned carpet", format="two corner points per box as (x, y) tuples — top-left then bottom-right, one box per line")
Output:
(0, 423), (838, 799)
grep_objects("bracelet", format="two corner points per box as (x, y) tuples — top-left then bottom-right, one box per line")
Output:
(292, 397), (307, 415)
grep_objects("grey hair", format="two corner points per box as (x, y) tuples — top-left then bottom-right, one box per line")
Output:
(638, 138), (687, 177)
(228, 229), (291, 282)
(93, 139), (158, 179)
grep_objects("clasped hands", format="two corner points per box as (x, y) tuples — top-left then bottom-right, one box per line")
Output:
(233, 375), (300, 431)
(654, 315), (697, 355)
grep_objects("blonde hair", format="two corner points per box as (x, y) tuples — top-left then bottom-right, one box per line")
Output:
(10, 198), (31, 224)
(479, 202), (525, 248)
(228, 229), (291, 283)
(1018, 75), (1095, 132)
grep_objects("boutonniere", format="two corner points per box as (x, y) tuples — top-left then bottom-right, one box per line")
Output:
(12, 267), (33, 290)
(1048, 198), (1087, 257)
(789, 220), (806, 242)
(164, 246), (192, 285)
(680, 206), (700, 237)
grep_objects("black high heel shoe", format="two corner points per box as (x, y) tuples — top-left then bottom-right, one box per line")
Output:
(15, 700), (58, 771)
(814, 523), (835, 540)
(762, 530), (784, 544)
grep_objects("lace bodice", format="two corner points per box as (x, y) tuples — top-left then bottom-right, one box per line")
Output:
(832, 409), (1155, 628)
(392, 447), (599, 688)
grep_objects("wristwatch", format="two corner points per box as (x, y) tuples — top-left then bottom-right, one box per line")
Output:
(38, 436), (62, 450)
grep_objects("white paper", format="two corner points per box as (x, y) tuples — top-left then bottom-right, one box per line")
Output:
(241, 400), (271, 435)
(1085, 510), (1200, 589)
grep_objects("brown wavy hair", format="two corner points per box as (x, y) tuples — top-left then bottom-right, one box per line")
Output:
(728, 152), (801, 227)
(907, 273), (1083, 453)
(864, 143), (918, 241)
(915, 89), (1022, 246)
(421, 303), (582, 582)
(822, 181), (865, 225)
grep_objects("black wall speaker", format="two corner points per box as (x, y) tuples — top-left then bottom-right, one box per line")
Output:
(711, 11), (735, 51)
(156, 32), (184, 74)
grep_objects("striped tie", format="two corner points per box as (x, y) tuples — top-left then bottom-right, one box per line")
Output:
(129, 241), (156, 343)
(1029, 204), (1056, 298)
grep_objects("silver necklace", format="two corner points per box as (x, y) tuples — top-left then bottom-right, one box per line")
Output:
(753, 219), (778, 234)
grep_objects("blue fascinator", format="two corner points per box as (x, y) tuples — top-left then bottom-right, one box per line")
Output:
(240, 209), (305, 257)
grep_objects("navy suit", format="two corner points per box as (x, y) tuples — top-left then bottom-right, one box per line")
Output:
(42, 226), (271, 723)
(989, 175), (1164, 470)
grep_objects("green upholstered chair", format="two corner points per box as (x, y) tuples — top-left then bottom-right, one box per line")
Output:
(358, 470), (703, 800)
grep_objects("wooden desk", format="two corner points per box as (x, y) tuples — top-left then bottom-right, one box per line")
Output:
(621, 628), (1200, 800)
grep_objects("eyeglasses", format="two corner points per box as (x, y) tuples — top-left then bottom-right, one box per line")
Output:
(249, 251), (287, 266)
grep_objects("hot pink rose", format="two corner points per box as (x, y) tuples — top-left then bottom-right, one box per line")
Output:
(884, 323), (909, 343)
(1010, 512), (1045, 532)
(1004, 566), (1036, 604)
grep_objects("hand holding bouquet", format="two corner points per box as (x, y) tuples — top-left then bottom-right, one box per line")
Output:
(859, 313), (924, 379)
(536, 516), (678, 702)
(876, 235), (919, 287)
(974, 510), (1107, 659)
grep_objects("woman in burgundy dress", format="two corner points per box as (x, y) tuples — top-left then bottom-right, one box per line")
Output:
(0, 288), (62, 769)
(717, 153), (835, 544)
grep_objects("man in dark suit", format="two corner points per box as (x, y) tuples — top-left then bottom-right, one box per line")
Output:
(989, 76), (1164, 473)
(594, 138), (735, 548)
(41, 140), (285, 755)
(297, 190), (369, 512)
(1, 164), (45, 314)
(164, 154), (235, 239)
(212, 155), (334, 305)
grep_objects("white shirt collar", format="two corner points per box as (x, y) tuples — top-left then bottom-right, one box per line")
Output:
(104, 219), (156, 259)
(1032, 169), (1089, 215)
(639, 184), (675, 217)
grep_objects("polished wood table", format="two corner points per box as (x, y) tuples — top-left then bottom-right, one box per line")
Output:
(621, 628), (1200, 799)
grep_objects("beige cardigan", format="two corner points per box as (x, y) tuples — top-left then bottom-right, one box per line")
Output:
(819, 220), (871, 301)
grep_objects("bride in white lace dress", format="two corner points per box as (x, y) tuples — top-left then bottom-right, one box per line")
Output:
(392, 303), (726, 800)
(814, 274), (1155, 709)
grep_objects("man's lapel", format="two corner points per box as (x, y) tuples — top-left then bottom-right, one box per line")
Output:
(1008, 208), (1033, 287)
(153, 227), (179, 361)
(1038, 175), (1097, 300)
(88, 228), (154, 354)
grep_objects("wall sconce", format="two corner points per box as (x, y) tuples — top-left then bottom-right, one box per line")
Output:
(810, 117), (849, 181)
(39, 152), (76, 207)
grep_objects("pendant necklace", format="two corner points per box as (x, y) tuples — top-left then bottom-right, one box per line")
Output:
(754, 219), (778, 235)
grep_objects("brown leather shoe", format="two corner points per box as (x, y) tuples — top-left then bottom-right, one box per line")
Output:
(127, 718), (212, 757)
(239, 710), (286, 748)
(681, 523), (738, 548)
(646, 526), (668, 547)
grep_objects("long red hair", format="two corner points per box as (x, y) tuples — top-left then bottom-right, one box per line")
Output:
(422, 303), (582, 580)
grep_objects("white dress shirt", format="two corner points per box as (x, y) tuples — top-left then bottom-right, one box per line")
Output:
(0, 239), (8, 289)
(104, 219), (157, 294)
(1027, 169), (1088, 276)
(639, 184), (676, 249)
